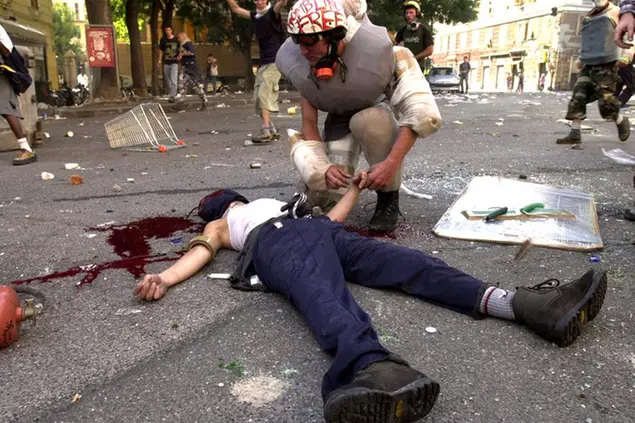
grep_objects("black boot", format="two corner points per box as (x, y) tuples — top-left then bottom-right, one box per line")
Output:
(512, 269), (607, 347)
(624, 206), (635, 221)
(617, 116), (630, 142)
(323, 357), (440, 423)
(369, 190), (400, 233)
(556, 129), (581, 145)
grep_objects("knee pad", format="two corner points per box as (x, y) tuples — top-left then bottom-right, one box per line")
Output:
(349, 105), (397, 143)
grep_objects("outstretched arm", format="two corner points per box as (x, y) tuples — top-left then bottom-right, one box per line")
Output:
(226, 0), (251, 19)
(134, 221), (225, 301)
(327, 172), (368, 223)
(273, 0), (288, 15)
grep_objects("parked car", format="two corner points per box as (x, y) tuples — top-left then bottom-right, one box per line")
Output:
(426, 66), (461, 93)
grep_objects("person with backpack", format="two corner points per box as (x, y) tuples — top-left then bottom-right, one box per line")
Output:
(0, 24), (35, 165)
(133, 176), (607, 423)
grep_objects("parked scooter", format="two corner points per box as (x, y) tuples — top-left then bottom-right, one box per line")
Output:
(72, 83), (89, 106)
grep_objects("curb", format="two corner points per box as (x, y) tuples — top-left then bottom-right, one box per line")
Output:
(42, 93), (301, 119)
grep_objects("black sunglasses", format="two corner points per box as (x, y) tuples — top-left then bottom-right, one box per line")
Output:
(291, 34), (323, 47)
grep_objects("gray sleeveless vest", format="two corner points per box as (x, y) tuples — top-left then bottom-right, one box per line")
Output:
(580, 12), (619, 65)
(276, 15), (394, 139)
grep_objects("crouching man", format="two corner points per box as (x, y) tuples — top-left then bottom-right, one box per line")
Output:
(276, 0), (442, 232)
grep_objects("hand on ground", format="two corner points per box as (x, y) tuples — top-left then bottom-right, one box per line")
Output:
(134, 274), (168, 301)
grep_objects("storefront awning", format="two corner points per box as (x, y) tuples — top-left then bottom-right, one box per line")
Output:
(0, 18), (46, 45)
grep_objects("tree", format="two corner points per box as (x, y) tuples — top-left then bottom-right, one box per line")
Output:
(52, 3), (84, 77)
(149, 0), (161, 95)
(177, 0), (255, 91)
(367, 0), (479, 33)
(126, 0), (148, 97)
(86, 0), (120, 99)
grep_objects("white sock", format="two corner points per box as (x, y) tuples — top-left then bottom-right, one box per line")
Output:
(571, 121), (581, 131)
(479, 286), (516, 320)
(18, 137), (32, 153)
(616, 115), (623, 124)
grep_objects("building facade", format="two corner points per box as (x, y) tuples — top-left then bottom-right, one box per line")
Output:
(431, 0), (598, 92)
(53, 0), (87, 59)
(0, 0), (56, 88)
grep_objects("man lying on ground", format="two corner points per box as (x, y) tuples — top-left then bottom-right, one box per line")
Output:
(134, 175), (607, 423)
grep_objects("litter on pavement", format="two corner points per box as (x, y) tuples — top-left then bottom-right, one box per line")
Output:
(207, 273), (231, 280)
(602, 148), (635, 165)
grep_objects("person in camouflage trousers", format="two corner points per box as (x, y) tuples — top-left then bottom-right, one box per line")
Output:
(558, 0), (631, 146)
(175, 32), (208, 111)
(616, 0), (635, 222)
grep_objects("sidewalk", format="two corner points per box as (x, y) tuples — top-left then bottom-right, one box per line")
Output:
(41, 91), (301, 119)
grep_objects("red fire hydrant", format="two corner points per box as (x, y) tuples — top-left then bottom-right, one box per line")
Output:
(0, 285), (39, 348)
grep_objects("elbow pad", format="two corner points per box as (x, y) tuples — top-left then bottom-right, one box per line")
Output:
(391, 47), (443, 137)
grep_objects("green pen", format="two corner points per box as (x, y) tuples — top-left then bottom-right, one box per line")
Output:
(484, 207), (508, 223)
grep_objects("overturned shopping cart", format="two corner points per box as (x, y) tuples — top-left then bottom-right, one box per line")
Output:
(104, 103), (185, 152)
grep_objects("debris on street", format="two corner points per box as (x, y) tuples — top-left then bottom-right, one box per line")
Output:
(602, 148), (635, 165)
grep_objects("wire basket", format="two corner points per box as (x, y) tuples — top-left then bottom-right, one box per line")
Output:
(104, 103), (185, 152)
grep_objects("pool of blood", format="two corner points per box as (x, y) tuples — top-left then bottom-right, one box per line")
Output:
(10, 217), (203, 287)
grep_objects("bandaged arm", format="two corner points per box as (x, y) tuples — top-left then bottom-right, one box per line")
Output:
(388, 47), (443, 139)
(158, 221), (223, 288)
(289, 97), (332, 192)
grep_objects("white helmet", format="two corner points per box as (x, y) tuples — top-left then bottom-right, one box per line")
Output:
(287, 0), (347, 35)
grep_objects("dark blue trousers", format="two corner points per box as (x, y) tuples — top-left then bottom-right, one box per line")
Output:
(252, 217), (486, 400)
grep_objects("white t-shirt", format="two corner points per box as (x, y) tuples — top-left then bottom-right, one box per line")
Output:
(77, 73), (89, 87)
(0, 25), (14, 51)
(227, 199), (287, 251)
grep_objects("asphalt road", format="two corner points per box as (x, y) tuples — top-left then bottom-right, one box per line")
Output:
(0, 91), (633, 423)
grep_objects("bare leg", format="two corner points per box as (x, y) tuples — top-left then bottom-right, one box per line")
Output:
(4, 114), (25, 139)
(261, 108), (271, 127)
(4, 114), (37, 165)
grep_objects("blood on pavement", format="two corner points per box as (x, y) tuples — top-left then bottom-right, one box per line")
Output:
(10, 217), (203, 287)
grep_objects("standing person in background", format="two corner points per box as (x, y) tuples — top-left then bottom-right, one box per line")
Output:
(394, 1), (434, 72)
(558, 0), (631, 146)
(516, 72), (524, 93)
(176, 32), (208, 111)
(459, 56), (471, 94)
(158, 25), (179, 102)
(226, 0), (288, 143)
(0, 25), (35, 165)
(204, 54), (219, 94)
